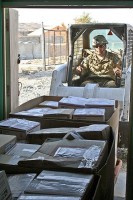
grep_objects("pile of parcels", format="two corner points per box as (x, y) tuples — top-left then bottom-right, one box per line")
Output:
(0, 96), (120, 200)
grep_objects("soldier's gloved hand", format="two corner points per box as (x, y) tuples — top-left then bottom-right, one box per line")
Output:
(76, 65), (83, 75)
(113, 67), (122, 77)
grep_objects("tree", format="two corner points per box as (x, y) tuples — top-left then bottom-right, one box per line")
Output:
(61, 22), (67, 29)
(74, 12), (94, 24)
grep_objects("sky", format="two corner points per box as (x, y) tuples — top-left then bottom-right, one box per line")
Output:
(16, 8), (133, 26)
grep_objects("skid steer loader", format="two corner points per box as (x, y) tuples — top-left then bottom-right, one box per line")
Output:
(49, 23), (133, 146)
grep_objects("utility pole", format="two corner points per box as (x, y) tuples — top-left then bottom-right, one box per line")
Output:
(41, 22), (46, 71)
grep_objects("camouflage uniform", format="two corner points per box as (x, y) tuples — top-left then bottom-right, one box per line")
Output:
(80, 50), (121, 87)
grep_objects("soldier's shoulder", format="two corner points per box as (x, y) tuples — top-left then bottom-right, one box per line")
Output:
(107, 51), (120, 59)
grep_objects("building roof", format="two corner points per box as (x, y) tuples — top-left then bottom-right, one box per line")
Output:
(28, 24), (67, 36)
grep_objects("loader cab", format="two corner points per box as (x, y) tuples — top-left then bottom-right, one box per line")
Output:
(67, 23), (133, 88)
(50, 23), (133, 121)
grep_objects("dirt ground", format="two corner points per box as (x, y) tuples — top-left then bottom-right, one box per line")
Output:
(18, 59), (54, 105)
(18, 59), (127, 172)
(117, 147), (127, 171)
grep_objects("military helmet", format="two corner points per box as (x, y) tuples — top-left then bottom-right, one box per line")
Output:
(92, 35), (108, 46)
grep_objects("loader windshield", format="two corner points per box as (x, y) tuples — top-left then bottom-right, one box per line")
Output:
(90, 29), (124, 52)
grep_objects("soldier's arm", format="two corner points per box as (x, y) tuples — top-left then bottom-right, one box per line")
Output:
(76, 57), (89, 76)
(113, 56), (122, 77)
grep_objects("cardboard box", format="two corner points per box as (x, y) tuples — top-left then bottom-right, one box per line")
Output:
(27, 123), (111, 146)
(58, 96), (89, 108)
(0, 154), (24, 168)
(9, 95), (119, 162)
(38, 100), (59, 108)
(0, 143), (41, 174)
(58, 96), (115, 120)
(0, 134), (16, 154)
(11, 108), (51, 117)
(9, 95), (119, 142)
(24, 170), (95, 199)
(18, 194), (82, 200)
(72, 108), (105, 122)
(10, 108), (74, 127)
(0, 171), (12, 200)
(27, 127), (76, 144)
(0, 154), (39, 174)
(18, 129), (115, 200)
(45, 116), (117, 159)
(66, 124), (111, 141)
(9, 97), (62, 129)
(43, 103), (119, 163)
(18, 139), (108, 173)
(10, 96), (62, 113)
(8, 173), (36, 199)
(0, 118), (40, 140)
(43, 108), (74, 119)
(85, 98), (115, 120)
(6, 143), (41, 158)
(18, 175), (100, 200)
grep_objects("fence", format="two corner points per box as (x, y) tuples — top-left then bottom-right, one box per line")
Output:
(18, 29), (68, 66)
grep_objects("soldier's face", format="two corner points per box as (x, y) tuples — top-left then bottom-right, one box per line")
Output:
(95, 44), (106, 56)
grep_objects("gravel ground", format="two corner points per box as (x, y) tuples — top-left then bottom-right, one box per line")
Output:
(18, 59), (54, 105)
(117, 148), (127, 171)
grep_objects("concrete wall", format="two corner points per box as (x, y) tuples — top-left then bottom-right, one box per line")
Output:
(19, 41), (42, 59)
(18, 36), (67, 60)
(19, 36), (41, 43)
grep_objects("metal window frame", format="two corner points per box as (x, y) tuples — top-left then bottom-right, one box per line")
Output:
(1, 1), (133, 200)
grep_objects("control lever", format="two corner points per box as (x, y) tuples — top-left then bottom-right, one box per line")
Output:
(115, 74), (121, 88)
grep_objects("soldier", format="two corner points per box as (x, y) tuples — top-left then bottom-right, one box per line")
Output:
(76, 35), (122, 87)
